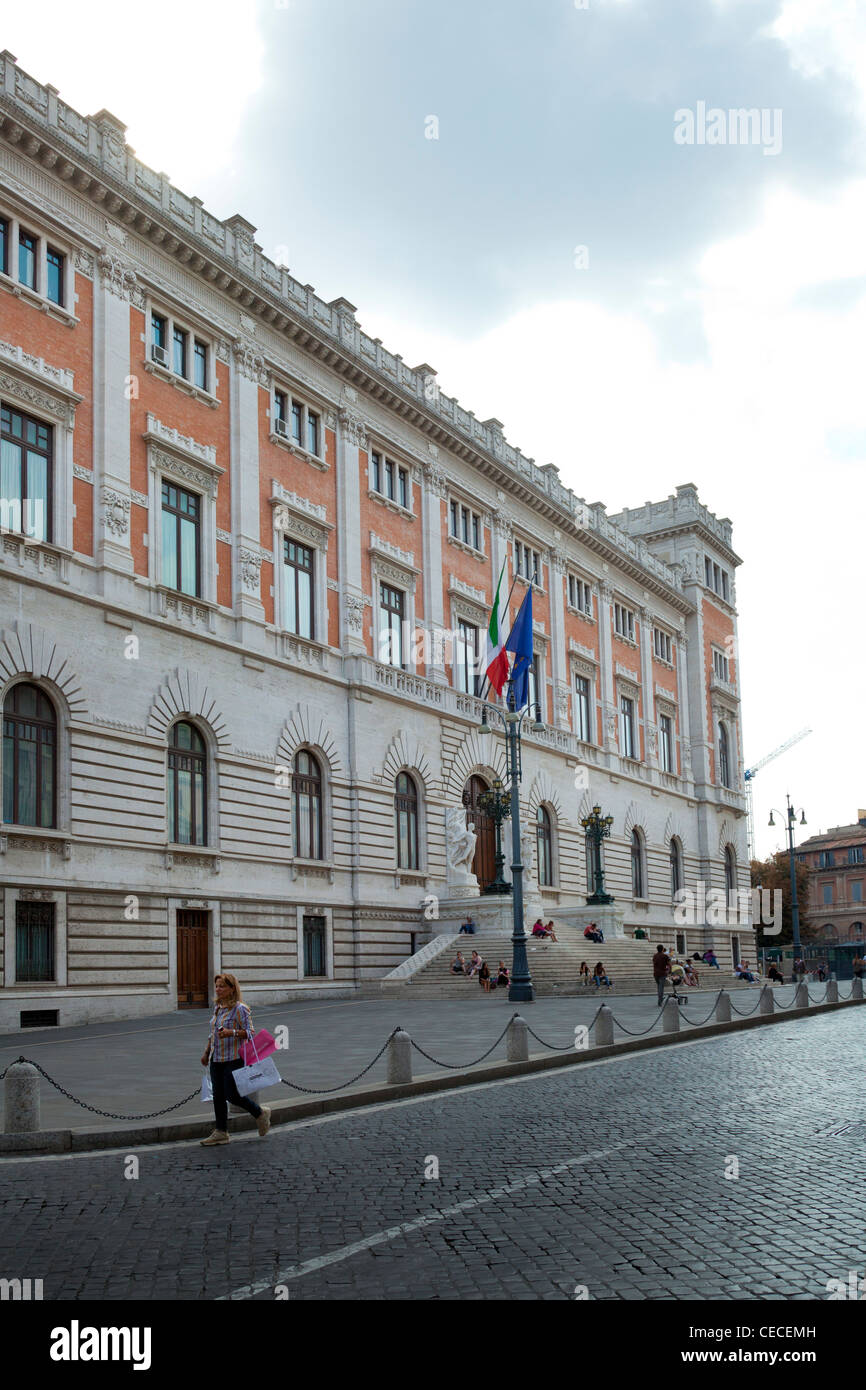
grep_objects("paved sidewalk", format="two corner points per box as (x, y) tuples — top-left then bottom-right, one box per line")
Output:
(0, 981), (833, 1133)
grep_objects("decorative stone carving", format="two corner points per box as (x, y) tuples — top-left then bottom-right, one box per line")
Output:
(239, 548), (262, 595)
(339, 408), (367, 449)
(345, 594), (366, 632)
(101, 488), (131, 538)
(423, 462), (448, 498)
(73, 464), (93, 483)
(600, 581), (615, 604)
(73, 249), (95, 276)
(647, 724), (658, 755)
(493, 510), (513, 541)
(445, 806), (479, 896)
(232, 339), (268, 385)
(554, 683), (570, 721)
(150, 447), (218, 499)
(98, 249), (142, 305)
(0, 370), (75, 424)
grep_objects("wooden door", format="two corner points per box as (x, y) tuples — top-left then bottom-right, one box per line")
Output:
(463, 775), (496, 891)
(177, 910), (209, 1008)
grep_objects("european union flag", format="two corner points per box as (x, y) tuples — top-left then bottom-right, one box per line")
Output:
(505, 588), (533, 710)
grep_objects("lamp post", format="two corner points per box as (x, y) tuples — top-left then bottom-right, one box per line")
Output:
(768, 794), (807, 959)
(581, 804), (615, 904)
(476, 778), (512, 896)
(479, 679), (544, 1003)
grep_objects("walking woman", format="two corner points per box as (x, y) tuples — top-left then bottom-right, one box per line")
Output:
(200, 972), (271, 1146)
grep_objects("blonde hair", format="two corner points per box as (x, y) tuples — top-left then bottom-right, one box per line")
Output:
(214, 972), (243, 1005)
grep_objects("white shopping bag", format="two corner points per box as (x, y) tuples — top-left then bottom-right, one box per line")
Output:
(201, 1069), (213, 1102)
(234, 1054), (281, 1097)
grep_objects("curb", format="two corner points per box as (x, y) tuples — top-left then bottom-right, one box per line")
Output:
(1, 995), (861, 1155)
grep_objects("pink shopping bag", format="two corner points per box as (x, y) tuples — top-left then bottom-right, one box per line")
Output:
(241, 1027), (277, 1065)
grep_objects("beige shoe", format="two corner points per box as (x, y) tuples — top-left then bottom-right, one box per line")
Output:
(257, 1105), (271, 1137)
(200, 1129), (229, 1146)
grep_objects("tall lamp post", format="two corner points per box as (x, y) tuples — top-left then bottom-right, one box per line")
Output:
(476, 778), (512, 896)
(768, 794), (807, 960)
(479, 679), (544, 1003)
(581, 805), (615, 904)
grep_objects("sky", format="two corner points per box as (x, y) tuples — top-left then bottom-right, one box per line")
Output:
(5, 0), (865, 859)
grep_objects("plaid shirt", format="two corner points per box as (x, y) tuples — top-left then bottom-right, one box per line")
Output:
(208, 1002), (253, 1063)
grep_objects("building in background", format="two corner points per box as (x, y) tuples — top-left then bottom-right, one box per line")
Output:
(0, 53), (752, 1029)
(798, 811), (866, 948)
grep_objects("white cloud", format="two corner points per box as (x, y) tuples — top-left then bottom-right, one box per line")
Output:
(5, 1), (266, 186)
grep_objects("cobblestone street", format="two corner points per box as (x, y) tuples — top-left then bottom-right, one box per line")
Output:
(2, 1007), (865, 1302)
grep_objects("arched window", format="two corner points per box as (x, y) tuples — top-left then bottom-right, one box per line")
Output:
(395, 772), (419, 870)
(3, 682), (57, 828)
(724, 844), (736, 895)
(670, 837), (683, 896)
(631, 829), (645, 898)
(718, 723), (731, 788)
(293, 750), (323, 860)
(536, 805), (553, 886)
(168, 721), (207, 845)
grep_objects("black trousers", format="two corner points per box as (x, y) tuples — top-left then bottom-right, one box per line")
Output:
(210, 1058), (263, 1131)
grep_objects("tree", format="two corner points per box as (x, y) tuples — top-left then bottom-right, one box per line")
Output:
(750, 854), (814, 947)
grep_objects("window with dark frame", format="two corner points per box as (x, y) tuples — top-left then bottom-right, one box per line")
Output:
(18, 230), (36, 289)
(659, 712), (673, 772)
(398, 467), (408, 510)
(160, 480), (201, 597)
(283, 537), (315, 640)
(46, 247), (65, 306)
(725, 845), (736, 895)
(574, 674), (591, 742)
(15, 900), (55, 983)
(151, 311), (167, 354)
(395, 771), (419, 870)
(3, 682), (57, 829)
(167, 720), (207, 846)
(631, 830), (645, 898)
(528, 655), (541, 720)
(568, 575), (592, 615)
(670, 838), (683, 896)
(0, 217), (7, 276)
(455, 620), (480, 695)
(172, 325), (188, 378)
(293, 751), (323, 860)
(303, 914), (327, 976)
(718, 722), (731, 788)
(274, 389), (287, 425)
(620, 695), (636, 758)
(291, 399), (302, 444)
(536, 804), (553, 886)
(307, 409), (320, 457)
(193, 339), (208, 391)
(379, 582), (405, 668)
(1, 402), (52, 542)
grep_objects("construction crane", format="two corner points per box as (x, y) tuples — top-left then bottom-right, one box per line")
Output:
(744, 727), (812, 859)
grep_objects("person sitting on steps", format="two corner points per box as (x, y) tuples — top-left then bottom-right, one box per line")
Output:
(593, 961), (612, 990)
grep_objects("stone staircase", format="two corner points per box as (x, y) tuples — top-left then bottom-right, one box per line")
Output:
(383, 928), (756, 998)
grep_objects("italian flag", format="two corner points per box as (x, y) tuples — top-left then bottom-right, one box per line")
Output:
(485, 562), (509, 696)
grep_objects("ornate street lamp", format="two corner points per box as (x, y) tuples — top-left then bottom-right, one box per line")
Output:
(478, 680), (544, 1002)
(768, 794), (807, 958)
(581, 804), (615, 904)
(477, 778), (512, 896)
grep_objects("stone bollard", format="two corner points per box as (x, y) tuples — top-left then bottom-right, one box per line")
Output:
(593, 1006), (614, 1048)
(826, 980), (839, 1004)
(795, 982), (809, 1008)
(507, 1015), (530, 1062)
(759, 985), (774, 1016)
(386, 1029), (412, 1085)
(715, 990), (731, 1023)
(662, 998), (680, 1033)
(4, 1061), (40, 1133)
(853, 977), (864, 1001)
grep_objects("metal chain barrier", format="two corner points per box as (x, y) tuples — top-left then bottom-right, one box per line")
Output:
(410, 1018), (514, 1069)
(279, 1028), (401, 1094)
(679, 990), (726, 1028)
(1, 1055), (199, 1120)
(728, 992), (764, 1017)
(523, 1006), (604, 1051)
(612, 1002), (668, 1036)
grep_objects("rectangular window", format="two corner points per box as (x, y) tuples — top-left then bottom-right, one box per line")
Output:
(283, 538), (315, 640)
(614, 603), (635, 641)
(461, 506), (469, 543)
(472, 514), (480, 551)
(372, 450), (382, 494)
(151, 311), (167, 353)
(398, 467), (408, 510)
(0, 217), (7, 276)
(722, 572), (729, 601)
(620, 695), (636, 758)
(18, 230), (36, 289)
(515, 540), (523, 575)
(713, 649), (729, 682)
(574, 674), (591, 742)
(291, 400), (302, 444)
(659, 713), (673, 772)
(528, 656), (541, 719)
(852, 881), (863, 903)
(193, 339), (208, 391)
(46, 247), (65, 306)
(273, 389), (287, 425)
(455, 620), (480, 694)
(1, 404), (52, 541)
(307, 409), (320, 457)
(450, 499), (458, 536)
(15, 901), (55, 983)
(848, 847), (864, 865)
(822, 884), (833, 905)
(379, 583), (405, 668)
(160, 480), (200, 597)
(819, 850), (835, 869)
(653, 628), (672, 663)
(303, 915), (327, 977)
(705, 556), (712, 587)
(172, 325), (188, 379)
(569, 575), (592, 615)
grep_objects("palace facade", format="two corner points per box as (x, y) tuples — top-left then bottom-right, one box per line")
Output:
(0, 52), (752, 1028)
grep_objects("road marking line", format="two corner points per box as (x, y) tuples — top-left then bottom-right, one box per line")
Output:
(220, 1130), (670, 1300)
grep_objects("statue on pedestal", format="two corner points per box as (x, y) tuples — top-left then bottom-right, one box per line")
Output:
(444, 807), (479, 897)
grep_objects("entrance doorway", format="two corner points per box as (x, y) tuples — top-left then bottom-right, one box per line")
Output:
(177, 909), (209, 1008)
(731, 935), (740, 969)
(463, 775), (496, 891)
